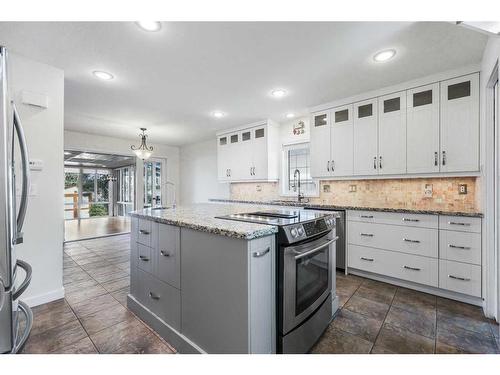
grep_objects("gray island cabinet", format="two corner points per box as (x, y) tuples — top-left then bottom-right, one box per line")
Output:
(127, 205), (278, 354)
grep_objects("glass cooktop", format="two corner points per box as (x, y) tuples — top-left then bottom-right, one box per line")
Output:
(216, 209), (330, 226)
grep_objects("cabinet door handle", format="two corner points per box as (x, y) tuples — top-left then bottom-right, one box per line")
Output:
(252, 167), (255, 175)
(373, 156), (377, 169)
(403, 238), (421, 243)
(360, 215), (374, 219)
(139, 255), (149, 262)
(360, 233), (374, 237)
(448, 274), (470, 282)
(360, 257), (374, 262)
(448, 221), (471, 226)
(160, 250), (171, 257)
(402, 218), (419, 222)
(403, 265), (421, 271)
(228, 169), (231, 177)
(434, 151), (438, 166)
(149, 292), (160, 300)
(448, 244), (471, 250)
(327, 160), (330, 172)
(331, 160), (335, 172)
(139, 229), (150, 235)
(379, 156), (382, 169)
(442, 151), (446, 166)
(253, 247), (270, 258)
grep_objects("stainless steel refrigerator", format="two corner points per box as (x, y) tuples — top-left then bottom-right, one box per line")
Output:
(0, 46), (33, 354)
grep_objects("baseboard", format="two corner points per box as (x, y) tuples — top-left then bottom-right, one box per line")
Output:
(22, 287), (65, 308)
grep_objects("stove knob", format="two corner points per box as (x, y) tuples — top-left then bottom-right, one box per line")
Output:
(290, 228), (298, 238)
(297, 227), (304, 236)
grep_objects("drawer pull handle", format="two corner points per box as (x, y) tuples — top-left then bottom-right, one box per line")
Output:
(403, 238), (421, 243)
(139, 229), (150, 235)
(402, 218), (420, 222)
(448, 244), (471, 250)
(448, 221), (471, 226)
(149, 292), (160, 300)
(139, 255), (149, 262)
(360, 233), (374, 237)
(160, 250), (171, 257)
(360, 257), (374, 262)
(403, 265), (421, 271)
(253, 247), (270, 258)
(448, 274), (471, 282)
(360, 215), (374, 219)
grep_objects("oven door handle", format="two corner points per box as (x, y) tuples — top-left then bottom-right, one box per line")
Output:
(293, 237), (338, 260)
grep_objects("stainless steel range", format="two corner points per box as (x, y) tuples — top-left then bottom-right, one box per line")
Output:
(217, 209), (339, 353)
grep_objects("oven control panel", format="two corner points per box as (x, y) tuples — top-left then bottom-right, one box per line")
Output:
(283, 216), (335, 244)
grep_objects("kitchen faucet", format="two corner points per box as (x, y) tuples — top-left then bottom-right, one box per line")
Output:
(293, 169), (305, 203)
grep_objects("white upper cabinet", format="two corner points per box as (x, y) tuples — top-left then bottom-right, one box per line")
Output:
(378, 91), (407, 175)
(217, 135), (230, 181)
(331, 105), (354, 176)
(406, 83), (440, 174)
(353, 99), (378, 176)
(440, 73), (480, 173)
(310, 111), (331, 178)
(216, 120), (280, 182)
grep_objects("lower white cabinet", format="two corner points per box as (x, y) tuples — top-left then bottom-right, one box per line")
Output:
(438, 260), (481, 297)
(347, 210), (482, 300)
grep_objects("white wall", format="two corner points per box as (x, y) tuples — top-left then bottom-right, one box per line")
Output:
(179, 139), (230, 205)
(10, 53), (65, 307)
(480, 36), (500, 320)
(64, 130), (180, 208)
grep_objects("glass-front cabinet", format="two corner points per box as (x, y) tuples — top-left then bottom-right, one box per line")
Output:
(143, 160), (163, 208)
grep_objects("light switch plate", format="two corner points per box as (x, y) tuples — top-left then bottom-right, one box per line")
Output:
(349, 184), (357, 193)
(424, 184), (433, 198)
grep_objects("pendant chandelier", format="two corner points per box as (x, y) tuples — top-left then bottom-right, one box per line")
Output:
(131, 127), (153, 160)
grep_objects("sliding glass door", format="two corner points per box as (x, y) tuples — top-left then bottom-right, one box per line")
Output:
(143, 160), (163, 208)
(116, 165), (135, 216)
(64, 168), (111, 219)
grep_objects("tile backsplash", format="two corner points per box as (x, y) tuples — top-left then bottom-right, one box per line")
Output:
(230, 177), (479, 213)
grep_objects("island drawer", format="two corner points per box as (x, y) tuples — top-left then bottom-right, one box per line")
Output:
(137, 219), (153, 246)
(439, 230), (481, 265)
(439, 260), (481, 297)
(348, 221), (438, 258)
(136, 268), (181, 330)
(347, 210), (438, 229)
(439, 216), (481, 233)
(137, 243), (153, 274)
(156, 224), (181, 289)
(348, 245), (438, 287)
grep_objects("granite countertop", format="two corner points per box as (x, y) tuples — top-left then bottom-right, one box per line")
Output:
(208, 199), (483, 218)
(130, 203), (281, 240)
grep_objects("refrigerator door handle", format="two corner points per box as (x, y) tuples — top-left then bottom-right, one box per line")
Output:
(12, 102), (30, 244)
(11, 300), (33, 354)
(12, 260), (32, 301)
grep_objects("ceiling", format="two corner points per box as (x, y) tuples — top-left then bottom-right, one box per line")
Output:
(0, 22), (488, 146)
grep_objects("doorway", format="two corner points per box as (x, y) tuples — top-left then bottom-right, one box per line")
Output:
(64, 150), (136, 241)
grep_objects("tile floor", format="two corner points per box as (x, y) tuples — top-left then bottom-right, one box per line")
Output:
(23, 234), (500, 354)
(311, 272), (500, 354)
(22, 234), (175, 354)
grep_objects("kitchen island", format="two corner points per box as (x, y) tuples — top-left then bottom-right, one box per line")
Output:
(127, 203), (280, 354)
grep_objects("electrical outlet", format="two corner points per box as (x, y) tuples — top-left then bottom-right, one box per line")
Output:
(424, 184), (433, 198)
(256, 185), (262, 192)
(323, 184), (331, 193)
(349, 184), (357, 193)
(459, 184), (468, 195)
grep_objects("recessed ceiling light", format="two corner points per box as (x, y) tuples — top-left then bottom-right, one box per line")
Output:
(212, 111), (226, 118)
(373, 49), (396, 63)
(286, 113), (295, 119)
(271, 89), (287, 98)
(92, 71), (114, 80)
(136, 21), (162, 32)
